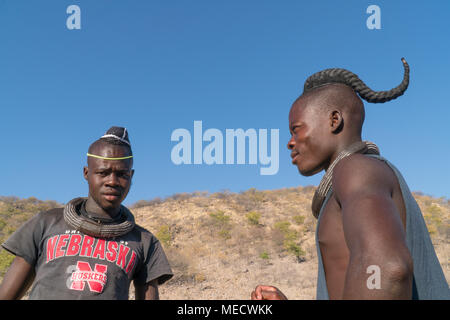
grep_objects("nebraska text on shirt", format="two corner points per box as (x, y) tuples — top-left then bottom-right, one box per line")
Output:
(45, 233), (137, 275)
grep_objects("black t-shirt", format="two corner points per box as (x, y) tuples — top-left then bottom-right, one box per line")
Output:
(1, 208), (173, 299)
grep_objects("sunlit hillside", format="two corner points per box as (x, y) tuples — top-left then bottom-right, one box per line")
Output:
(0, 188), (448, 299)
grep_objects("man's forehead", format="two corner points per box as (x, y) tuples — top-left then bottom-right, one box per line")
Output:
(289, 99), (311, 121)
(88, 157), (132, 170)
(290, 93), (333, 120)
(88, 144), (132, 168)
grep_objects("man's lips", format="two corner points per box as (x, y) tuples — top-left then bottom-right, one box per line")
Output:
(291, 152), (300, 164)
(102, 193), (121, 201)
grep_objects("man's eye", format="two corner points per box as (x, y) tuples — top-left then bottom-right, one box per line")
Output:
(97, 172), (108, 177)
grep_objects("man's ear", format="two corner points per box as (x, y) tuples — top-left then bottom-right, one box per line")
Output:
(83, 166), (89, 181)
(330, 110), (344, 134)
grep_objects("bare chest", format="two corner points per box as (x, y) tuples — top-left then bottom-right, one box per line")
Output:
(317, 194), (350, 299)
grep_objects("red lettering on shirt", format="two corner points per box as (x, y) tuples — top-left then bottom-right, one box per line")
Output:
(125, 250), (137, 274)
(66, 234), (82, 256)
(117, 244), (130, 269)
(70, 261), (108, 293)
(55, 234), (70, 259)
(79, 235), (95, 257)
(46, 235), (59, 263)
(106, 241), (118, 263)
(47, 233), (139, 275)
(92, 239), (106, 260)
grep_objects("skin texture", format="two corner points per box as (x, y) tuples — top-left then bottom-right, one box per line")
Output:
(252, 84), (413, 300)
(0, 142), (160, 300)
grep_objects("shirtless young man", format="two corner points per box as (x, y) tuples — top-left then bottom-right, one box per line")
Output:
(252, 59), (449, 300)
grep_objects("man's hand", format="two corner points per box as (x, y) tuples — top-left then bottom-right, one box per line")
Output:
(251, 285), (288, 300)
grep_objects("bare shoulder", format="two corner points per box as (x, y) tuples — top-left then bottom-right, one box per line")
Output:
(332, 153), (397, 203)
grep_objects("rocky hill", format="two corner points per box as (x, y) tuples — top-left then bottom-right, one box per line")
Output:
(131, 187), (449, 299)
(0, 188), (448, 299)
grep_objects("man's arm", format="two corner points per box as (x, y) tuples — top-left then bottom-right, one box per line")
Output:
(134, 279), (159, 300)
(333, 154), (413, 299)
(0, 256), (35, 300)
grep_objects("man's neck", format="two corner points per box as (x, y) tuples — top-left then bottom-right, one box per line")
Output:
(85, 197), (121, 220)
(324, 137), (363, 172)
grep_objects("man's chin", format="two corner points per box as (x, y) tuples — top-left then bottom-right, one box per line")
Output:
(99, 198), (123, 212)
(297, 164), (321, 177)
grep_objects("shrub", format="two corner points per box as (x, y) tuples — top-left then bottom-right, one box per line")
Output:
(293, 215), (305, 225)
(218, 229), (231, 240)
(274, 221), (291, 234)
(259, 251), (270, 260)
(284, 241), (306, 258)
(246, 211), (261, 225)
(156, 225), (172, 247)
(208, 210), (232, 240)
(209, 210), (230, 225)
(273, 220), (305, 259)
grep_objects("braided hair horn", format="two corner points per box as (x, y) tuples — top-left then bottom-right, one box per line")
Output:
(303, 58), (410, 103)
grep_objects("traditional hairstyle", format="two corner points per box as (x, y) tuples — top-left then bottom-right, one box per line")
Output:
(88, 126), (133, 158)
(303, 58), (410, 103)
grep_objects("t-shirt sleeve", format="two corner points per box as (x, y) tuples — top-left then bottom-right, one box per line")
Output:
(134, 234), (173, 286)
(1, 211), (45, 267)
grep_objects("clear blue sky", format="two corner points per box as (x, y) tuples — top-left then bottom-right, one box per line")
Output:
(0, 0), (449, 205)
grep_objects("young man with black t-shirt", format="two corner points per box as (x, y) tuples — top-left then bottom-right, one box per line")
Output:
(0, 127), (173, 300)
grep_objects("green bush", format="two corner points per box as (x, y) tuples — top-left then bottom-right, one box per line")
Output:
(259, 251), (270, 260)
(293, 215), (305, 225)
(284, 241), (305, 258)
(209, 210), (230, 224)
(274, 221), (291, 234)
(274, 220), (305, 259)
(218, 229), (231, 240)
(208, 211), (232, 240)
(156, 225), (172, 247)
(245, 211), (261, 225)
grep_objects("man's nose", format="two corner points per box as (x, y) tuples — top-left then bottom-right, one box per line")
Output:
(287, 136), (295, 150)
(106, 173), (120, 186)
